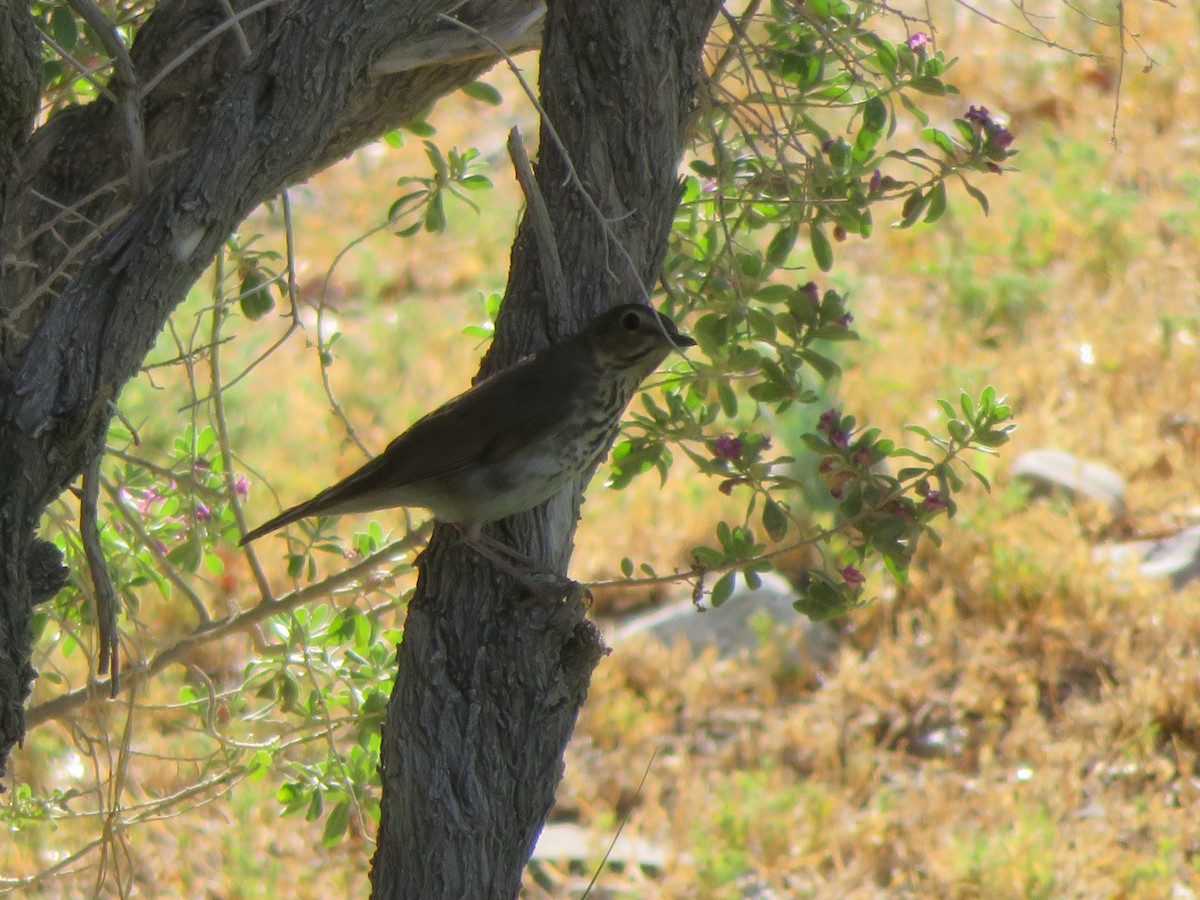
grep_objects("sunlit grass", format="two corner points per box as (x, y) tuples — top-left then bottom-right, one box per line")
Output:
(11, 2), (1200, 895)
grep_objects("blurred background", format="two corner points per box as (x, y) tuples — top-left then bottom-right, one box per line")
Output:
(10, 1), (1200, 896)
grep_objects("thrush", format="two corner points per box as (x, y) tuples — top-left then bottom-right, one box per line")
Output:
(239, 304), (696, 582)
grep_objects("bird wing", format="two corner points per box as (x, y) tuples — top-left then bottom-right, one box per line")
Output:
(239, 344), (588, 543)
(371, 343), (589, 481)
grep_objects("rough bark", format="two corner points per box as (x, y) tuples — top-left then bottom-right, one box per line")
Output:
(369, 0), (721, 896)
(0, 0), (542, 779)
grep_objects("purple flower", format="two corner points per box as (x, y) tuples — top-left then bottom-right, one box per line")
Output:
(132, 487), (162, 515)
(818, 410), (850, 449)
(233, 474), (251, 500)
(837, 312), (854, 328)
(921, 490), (949, 512)
(851, 447), (873, 468)
(868, 169), (883, 195)
(965, 105), (991, 126)
(990, 126), (1015, 151)
(906, 32), (930, 51)
(840, 565), (866, 587)
(801, 281), (821, 308)
(194, 502), (211, 522)
(712, 434), (743, 462)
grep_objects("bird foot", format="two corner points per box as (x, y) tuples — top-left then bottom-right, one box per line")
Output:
(458, 529), (577, 601)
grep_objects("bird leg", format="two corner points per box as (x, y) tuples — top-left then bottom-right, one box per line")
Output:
(454, 526), (578, 600)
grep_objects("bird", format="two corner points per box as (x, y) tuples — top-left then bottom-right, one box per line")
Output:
(239, 304), (696, 584)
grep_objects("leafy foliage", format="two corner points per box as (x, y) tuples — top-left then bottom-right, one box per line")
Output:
(15, 0), (1023, 885)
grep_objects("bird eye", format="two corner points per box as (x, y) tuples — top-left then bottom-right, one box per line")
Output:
(621, 310), (641, 331)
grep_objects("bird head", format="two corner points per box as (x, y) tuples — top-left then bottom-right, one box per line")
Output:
(583, 304), (697, 386)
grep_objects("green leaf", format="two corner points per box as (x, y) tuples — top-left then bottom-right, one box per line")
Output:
(51, 6), (79, 52)
(423, 141), (448, 180)
(797, 347), (841, 381)
(924, 181), (948, 223)
(423, 193), (446, 232)
(810, 223), (833, 271)
(762, 499), (788, 542)
(239, 269), (275, 321)
(322, 800), (351, 847)
(405, 119), (436, 137)
(973, 430), (1011, 448)
(899, 92), (930, 126)
(710, 571), (737, 607)
(921, 127), (957, 158)
(861, 96), (888, 135)
(898, 190), (931, 228)
(910, 75), (949, 95)
(766, 224), (798, 266)
(793, 579), (849, 621)
(461, 81), (503, 105)
(961, 179), (991, 216)
(717, 380), (739, 418)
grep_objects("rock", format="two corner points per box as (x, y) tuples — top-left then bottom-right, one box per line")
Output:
(531, 822), (671, 870)
(1094, 526), (1200, 590)
(1010, 449), (1126, 512)
(611, 571), (842, 669)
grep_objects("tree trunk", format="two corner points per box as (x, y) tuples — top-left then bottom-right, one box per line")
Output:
(369, 0), (720, 896)
(0, 0), (542, 779)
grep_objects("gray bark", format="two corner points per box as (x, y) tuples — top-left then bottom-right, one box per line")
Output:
(0, 0), (539, 779)
(369, 0), (721, 896)
(0, 0), (720, 892)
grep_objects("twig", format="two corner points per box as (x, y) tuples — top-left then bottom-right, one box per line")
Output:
(179, 202), (301, 410)
(209, 253), (274, 600)
(437, 14), (638, 294)
(66, 0), (148, 195)
(101, 475), (211, 623)
(437, 13), (696, 354)
(315, 210), (405, 459)
(34, 26), (117, 103)
(1112, 0), (1125, 147)
(217, 0), (254, 59)
(580, 747), (659, 899)
(138, 0), (286, 99)
(81, 454), (120, 697)
(25, 531), (426, 729)
(506, 126), (568, 310)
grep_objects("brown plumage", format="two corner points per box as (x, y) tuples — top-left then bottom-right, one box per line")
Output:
(240, 304), (695, 547)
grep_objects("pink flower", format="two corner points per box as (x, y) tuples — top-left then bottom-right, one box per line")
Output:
(907, 32), (930, 51)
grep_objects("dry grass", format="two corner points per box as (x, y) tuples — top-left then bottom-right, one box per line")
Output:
(9, 2), (1200, 896)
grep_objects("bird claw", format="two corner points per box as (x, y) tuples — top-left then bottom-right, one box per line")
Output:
(512, 570), (581, 602)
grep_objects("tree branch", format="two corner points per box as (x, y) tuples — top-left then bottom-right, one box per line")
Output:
(0, 0), (542, 780)
(25, 532), (424, 729)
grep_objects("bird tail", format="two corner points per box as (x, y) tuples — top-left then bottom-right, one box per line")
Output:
(238, 499), (323, 546)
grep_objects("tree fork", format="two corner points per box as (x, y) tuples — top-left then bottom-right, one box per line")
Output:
(0, 0), (541, 777)
(368, 0), (720, 896)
